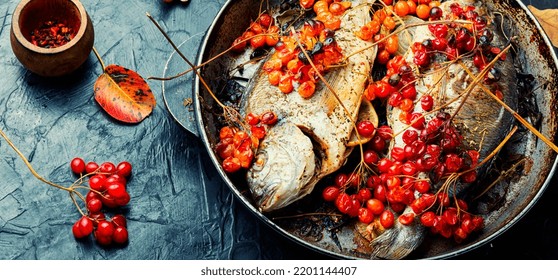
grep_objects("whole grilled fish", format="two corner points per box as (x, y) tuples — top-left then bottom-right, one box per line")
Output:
(242, 0), (378, 212)
(363, 0), (518, 259)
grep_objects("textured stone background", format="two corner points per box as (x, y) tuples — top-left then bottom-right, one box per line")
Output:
(0, 0), (556, 260)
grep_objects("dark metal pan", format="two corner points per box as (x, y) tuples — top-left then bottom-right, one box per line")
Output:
(188, 0), (558, 259)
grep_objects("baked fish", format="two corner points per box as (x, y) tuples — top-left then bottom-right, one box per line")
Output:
(242, 0), (378, 212)
(364, 0), (518, 259)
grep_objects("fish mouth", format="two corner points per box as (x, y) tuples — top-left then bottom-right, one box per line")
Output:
(248, 122), (322, 212)
(256, 180), (285, 212)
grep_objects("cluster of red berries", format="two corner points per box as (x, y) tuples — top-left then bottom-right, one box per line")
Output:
(231, 13), (279, 52)
(323, 171), (484, 242)
(323, 110), (484, 241)
(321, 125), (396, 227)
(365, 55), (425, 125)
(216, 111), (278, 173)
(303, 0), (350, 31)
(414, 2), (507, 89)
(414, 195), (484, 242)
(231, 2), (348, 98)
(356, 7), (401, 65)
(397, 111), (480, 183)
(72, 214), (129, 246)
(261, 18), (344, 98)
(412, 6), (476, 65)
(393, 119), (485, 242)
(69, 158), (132, 246)
(322, 171), (396, 227)
(448, 3), (506, 95)
(362, 3), (508, 118)
(356, 0), (447, 65)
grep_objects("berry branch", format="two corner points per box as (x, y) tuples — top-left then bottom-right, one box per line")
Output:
(0, 126), (132, 246)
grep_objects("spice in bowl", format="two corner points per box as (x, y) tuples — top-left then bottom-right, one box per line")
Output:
(30, 20), (76, 48)
(10, 0), (95, 77)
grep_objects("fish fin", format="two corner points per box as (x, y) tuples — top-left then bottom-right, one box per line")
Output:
(325, 90), (339, 115)
(395, 16), (426, 57)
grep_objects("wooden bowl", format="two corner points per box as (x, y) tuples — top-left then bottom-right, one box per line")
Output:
(10, 0), (94, 77)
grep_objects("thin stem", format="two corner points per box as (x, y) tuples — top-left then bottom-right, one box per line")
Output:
(473, 158), (527, 200)
(69, 191), (86, 217)
(92, 46), (106, 71)
(0, 127), (71, 192)
(448, 44), (512, 123)
(73, 189), (87, 204)
(460, 126), (518, 175)
(344, 19), (472, 61)
(458, 62), (558, 153)
(146, 12), (228, 109)
(73, 185), (98, 194)
(479, 126), (517, 169)
(147, 32), (272, 81)
(461, 126), (519, 201)
(0, 127), (97, 217)
(435, 127), (517, 210)
(148, 69), (191, 81)
(272, 212), (343, 220)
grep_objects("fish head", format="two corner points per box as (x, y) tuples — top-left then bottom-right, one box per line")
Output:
(247, 121), (319, 212)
